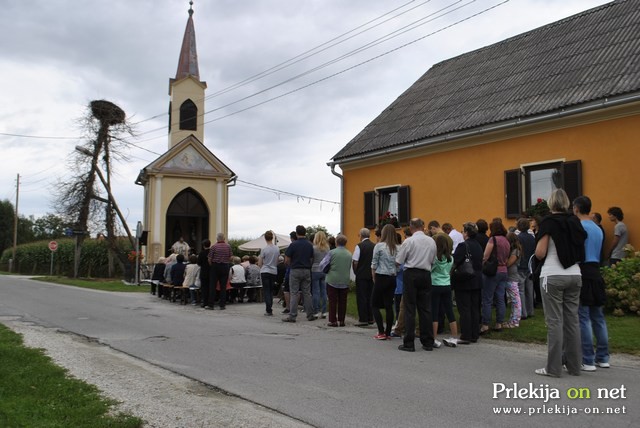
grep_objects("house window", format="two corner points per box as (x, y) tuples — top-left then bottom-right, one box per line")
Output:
(179, 99), (197, 131)
(364, 186), (410, 229)
(504, 160), (581, 218)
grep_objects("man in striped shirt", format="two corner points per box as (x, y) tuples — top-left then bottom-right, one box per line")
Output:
(208, 232), (233, 310)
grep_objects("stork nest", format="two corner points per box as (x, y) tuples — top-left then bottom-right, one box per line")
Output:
(90, 100), (125, 125)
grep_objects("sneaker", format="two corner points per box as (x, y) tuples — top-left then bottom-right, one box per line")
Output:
(433, 339), (442, 349)
(282, 309), (290, 314)
(597, 362), (610, 368)
(389, 331), (401, 338)
(581, 364), (597, 372)
(282, 316), (296, 323)
(373, 333), (388, 340)
(320, 312), (327, 319)
(443, 337), (458, 348)
(307, 314), (318, 321)
(264, 312), (273, 316)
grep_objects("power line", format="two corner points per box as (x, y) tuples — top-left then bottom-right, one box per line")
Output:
(236, 179), (340, 205)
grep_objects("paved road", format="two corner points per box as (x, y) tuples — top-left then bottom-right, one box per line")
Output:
(1, 276), (638, 428)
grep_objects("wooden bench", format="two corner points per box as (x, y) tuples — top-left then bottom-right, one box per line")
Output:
(242, 285), (263, 303)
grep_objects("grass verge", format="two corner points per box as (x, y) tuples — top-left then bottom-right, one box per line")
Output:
(32, 276), (149, 293)
(0, 323), (142, 427)
(344, 290), (640, 356)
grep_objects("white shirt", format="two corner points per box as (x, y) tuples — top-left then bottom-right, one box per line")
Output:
(396, 231), (436, 271)
(449, 229), (464, 253)
(352, 238), (370, 261)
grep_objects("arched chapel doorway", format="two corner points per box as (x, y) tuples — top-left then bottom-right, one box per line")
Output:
(165, 188), (209, 256)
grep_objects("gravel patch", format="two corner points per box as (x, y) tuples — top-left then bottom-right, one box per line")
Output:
(3, 318), (310, 428)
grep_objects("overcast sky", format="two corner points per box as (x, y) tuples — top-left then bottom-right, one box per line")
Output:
(1, 0), (610, 239)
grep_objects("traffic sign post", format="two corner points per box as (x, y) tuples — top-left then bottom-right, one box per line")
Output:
(48, 241), (58, 275)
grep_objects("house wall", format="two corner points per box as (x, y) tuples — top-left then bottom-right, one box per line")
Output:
(340, 113), (639, 254)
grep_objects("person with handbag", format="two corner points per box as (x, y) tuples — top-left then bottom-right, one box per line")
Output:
(534, 189), (586, 377)
(480, 220), (510, 334)
(450, 222), (483, 344)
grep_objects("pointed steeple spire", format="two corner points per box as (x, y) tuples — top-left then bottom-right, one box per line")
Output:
(175, 1), (200, 80)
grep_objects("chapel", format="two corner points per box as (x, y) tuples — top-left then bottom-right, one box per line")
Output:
(136, 2), (235, 262)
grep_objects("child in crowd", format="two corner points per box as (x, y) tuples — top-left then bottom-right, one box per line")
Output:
(432, 234), (459, 348)
(505, 232), (522, 328)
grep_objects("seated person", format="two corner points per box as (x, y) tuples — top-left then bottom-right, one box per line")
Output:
(229, 256), (246, 303)
(244, 255), (262, 303)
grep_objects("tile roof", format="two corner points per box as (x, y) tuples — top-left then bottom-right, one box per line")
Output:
(333, 0), (640, 162)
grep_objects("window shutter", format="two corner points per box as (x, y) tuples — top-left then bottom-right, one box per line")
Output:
(397, 186), (410, 226)
(562, 160), (582, 203)
(504, 169), (522, 219)
(364, 191), (376, 229)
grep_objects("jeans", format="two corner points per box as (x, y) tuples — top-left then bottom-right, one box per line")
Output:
(311, 271), (327, 314)
(579, 305), (609, 365)
(482, 272), (507, 325)
(261, 273), (276, 314)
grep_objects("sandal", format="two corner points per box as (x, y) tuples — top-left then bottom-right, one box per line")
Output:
(479, 325), (490, 335)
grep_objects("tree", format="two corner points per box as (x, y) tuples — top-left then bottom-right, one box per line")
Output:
(305, 225), (333, 241)
(54, 100), (134, 277)
(32, 213), (70, 241)
(0, 200), (14, 255)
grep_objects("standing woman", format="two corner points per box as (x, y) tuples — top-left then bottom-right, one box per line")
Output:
(534, 189), (586, 377)
(451, 222), (483, 344)
(371, 224), (399, 340)
(505, 232), (522, 328)
(480, 220), (511, 333)
(311, 231), (330, 318)
(325, 234), (352, 327)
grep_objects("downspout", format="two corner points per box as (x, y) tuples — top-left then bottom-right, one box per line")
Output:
(328, 162), (344, 233)
(227, 174), (237, 187)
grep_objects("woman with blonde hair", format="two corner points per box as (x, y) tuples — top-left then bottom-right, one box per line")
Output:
(534, 189), (586, 377)
(371, 224), (399, 340)
(311, 231), (330, 318)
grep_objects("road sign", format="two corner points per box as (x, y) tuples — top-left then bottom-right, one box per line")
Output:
(48, 241), (58, 252)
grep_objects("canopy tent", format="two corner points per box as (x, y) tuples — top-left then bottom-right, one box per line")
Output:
(238, 233), (291, 252)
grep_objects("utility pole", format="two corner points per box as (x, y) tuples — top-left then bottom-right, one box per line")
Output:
(11, 174), (20, 273)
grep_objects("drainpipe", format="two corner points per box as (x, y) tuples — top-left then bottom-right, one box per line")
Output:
(227, 175), (238, 187)
(327, 162), (344, 233)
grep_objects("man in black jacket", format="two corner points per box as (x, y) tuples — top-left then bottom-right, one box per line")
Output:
(353, 228), (375, 326)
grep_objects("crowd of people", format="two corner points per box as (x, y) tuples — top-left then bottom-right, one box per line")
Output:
(149, 193), (629, 374)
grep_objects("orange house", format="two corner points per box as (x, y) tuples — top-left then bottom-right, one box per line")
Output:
(329, 0), (639, 253)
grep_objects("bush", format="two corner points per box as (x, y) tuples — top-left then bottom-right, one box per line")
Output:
(0, 238), (134, 278)
(602, 245), (640, 316)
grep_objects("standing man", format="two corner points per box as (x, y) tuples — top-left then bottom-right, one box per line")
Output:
(283, 225), (316, 322)
(442, 222), (464, 253)
(607, 206), (628, 265)
(516, 218), (536, 319)
(197, 239), (211, 308)
(574, 196), (610, 371)
(208, 232), (232, 310)
(259, 230), (280, 316)
(352, 228), (375, 327)
(396, 218), (437, 352)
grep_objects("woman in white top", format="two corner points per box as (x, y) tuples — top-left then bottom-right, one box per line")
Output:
(534, 189), (586, 377)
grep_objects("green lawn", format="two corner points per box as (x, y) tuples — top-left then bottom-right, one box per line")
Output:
(32, 276), (150, 293)
(0, 324), (142, 427)
(344, 290), (640, 356)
